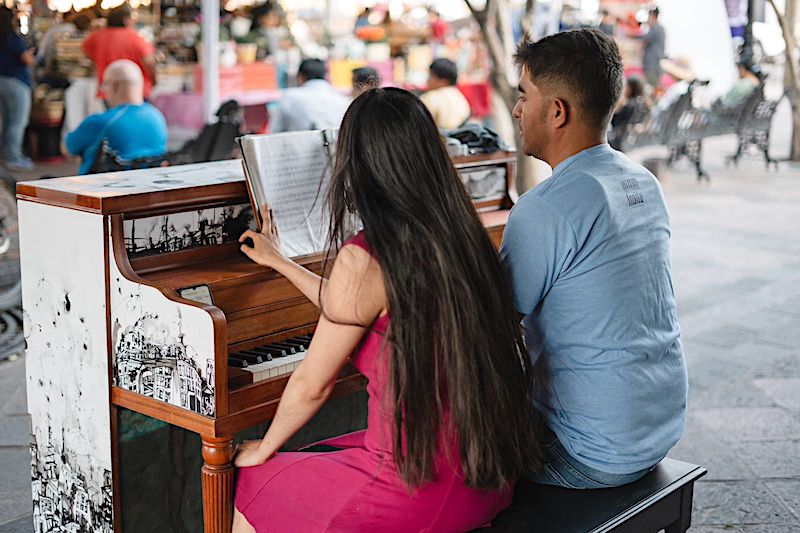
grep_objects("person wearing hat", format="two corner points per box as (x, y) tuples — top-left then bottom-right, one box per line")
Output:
(653, 56), (695, 113)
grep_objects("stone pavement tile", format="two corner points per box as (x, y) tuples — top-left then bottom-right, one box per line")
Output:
(0, 491), (31, 529)
(0, 415), (28, 447)
(0, 359), (25, 403)
(1, 386), (26, 417)
(766, 480), (800, 522)
(742, 312), (800, 350)
(738, 527), (800, 532)
(690, 381), (777, 410)
(693, 481), (796, 526)
(692, 520), (742, 533)
(0, 448), (31, 525)
(767, 296), (800, 318)
(0, 515), (32, 533)
(754, 379), (800, 412)
(678, 277), (772, 315)
(688, 324), (762, 350)
(730, 441), (800, 479)
(669, 416), (755, 481)
(695, 408), (800, 443)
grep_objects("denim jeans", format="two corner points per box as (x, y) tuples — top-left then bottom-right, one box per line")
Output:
(0, 76), (31, 161)
(529, 425), (655, 489)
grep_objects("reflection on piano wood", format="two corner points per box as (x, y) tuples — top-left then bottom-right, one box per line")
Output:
(17, 152), (516, 533)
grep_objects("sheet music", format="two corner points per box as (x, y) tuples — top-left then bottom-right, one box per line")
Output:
(241, 131), (334, 257)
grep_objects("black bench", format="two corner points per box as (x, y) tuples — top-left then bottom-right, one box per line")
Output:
(614, 79), (780, 181)
(481, 458), (706, 533)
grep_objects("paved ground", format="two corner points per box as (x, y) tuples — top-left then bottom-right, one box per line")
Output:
(0, 129), (799, 530)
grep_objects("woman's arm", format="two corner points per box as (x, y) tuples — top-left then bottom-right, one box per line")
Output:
(239, 206), (326, 307)
(234, 244), (387, 467)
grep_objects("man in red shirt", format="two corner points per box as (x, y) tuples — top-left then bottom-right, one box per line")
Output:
(82, 5), (157, 99)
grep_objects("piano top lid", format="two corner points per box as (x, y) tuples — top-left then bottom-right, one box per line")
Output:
(15, 152), (515, 216)
(16, 160), (249, 215)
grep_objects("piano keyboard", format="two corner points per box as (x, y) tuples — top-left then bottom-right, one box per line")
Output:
(228, 334), (312, 383)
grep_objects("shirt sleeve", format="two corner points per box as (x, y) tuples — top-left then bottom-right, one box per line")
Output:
(135, 33), (155, 57)
(9, 35), (26, 62)
(65, 115), (103, 156)
(499, 194), (578, 316)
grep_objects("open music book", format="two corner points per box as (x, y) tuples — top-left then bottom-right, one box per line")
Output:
(239, 129), (337, 257)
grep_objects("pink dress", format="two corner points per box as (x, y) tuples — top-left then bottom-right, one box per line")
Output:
(234, 234), (513, 532)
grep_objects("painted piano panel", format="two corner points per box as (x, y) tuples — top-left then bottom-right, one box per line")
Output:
(109, 227), (218, 417)
(19, 201), (114, 532)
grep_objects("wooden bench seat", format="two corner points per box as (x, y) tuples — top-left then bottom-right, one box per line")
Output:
(481, 458), (707, 533)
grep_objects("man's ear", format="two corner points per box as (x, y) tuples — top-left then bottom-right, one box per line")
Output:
(552, 98), (568, 129)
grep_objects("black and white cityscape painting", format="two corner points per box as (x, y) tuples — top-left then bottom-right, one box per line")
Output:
(113, 313), (215, 416)
(31, 429), (113, 533)
(123, 203), (254, 257)
(20, 202), (115, 532)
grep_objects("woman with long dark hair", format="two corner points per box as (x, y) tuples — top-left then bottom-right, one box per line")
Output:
(0, 6), (34, 170)
(234, 88), (542, 532)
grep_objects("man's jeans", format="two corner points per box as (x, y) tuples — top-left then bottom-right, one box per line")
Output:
(0, 76), (31, 161)
(530, 426), (655, 489)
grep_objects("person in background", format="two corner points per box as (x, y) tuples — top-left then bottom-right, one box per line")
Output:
(610, 77), (648, 150)
(269, 58), (350, 133)
(719, 62), (760, 108)
(354, 7), (371, 31)
(428, 9), (449, 44)
(502, 29), (687, 488)
(0, 5), (34, 171)
(351, 66), (380, 99)
(233, 87), (543, 532)
(82, 4), (157, 100)
(638, 8), (665, 93)
(36, 11), (92, 69)
(64, 59), (166, 174)
(420, 58), (471, 130)
(598, 9), (616, 36)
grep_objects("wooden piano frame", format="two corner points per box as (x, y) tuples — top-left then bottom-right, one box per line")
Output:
(18, 152), (515, 532)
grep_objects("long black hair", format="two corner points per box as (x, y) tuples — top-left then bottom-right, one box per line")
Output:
(323, 87), (542, 490)
(0, 7), (16, 44)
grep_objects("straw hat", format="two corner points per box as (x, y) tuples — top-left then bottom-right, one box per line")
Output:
(659, 56), (696, 81)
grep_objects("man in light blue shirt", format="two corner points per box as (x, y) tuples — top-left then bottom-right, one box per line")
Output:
(269, 59), (350, 133)
(501, 29), (687, 488)
(65, 59), (167, 175)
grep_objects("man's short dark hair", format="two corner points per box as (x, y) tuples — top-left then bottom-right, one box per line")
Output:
(429, 58), (458, 86)
(107, 5), (131, 27)
(353, 66), (380, 88)
(649, 7), (659, 18)
(513, 28), (623, 130)
(298, 58), (326, 81)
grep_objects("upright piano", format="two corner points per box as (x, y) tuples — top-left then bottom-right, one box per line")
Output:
(18, 151), (515, 532)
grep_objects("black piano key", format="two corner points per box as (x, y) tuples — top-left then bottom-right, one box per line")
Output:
(228, 355), (249, 368)
(297, 334), (314, 344)
(254, 346), (289, 358)
(242, 350), (270, 362)
(282, 339), (307, 352)
(272, 342), (297, 354)
(235, 351), (266, 364)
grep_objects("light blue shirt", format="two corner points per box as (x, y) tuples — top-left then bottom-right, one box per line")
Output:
(269, 79), (350, 133)
(65, 102), (167, 175)
(500, 143), (687, 475)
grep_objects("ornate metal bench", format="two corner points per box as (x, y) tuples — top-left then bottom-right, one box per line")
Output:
(615, 80), (780, 181)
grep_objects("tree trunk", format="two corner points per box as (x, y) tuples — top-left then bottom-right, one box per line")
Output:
(769, 0), (800, 160)
(465, 0), (549, 193)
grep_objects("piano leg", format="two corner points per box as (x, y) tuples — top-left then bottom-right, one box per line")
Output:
(201, 435), (235, 533)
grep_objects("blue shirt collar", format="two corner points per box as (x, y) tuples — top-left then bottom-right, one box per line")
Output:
(551, 143), (612, 179)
